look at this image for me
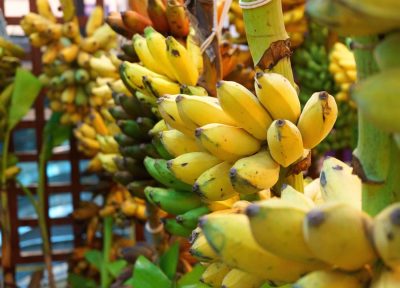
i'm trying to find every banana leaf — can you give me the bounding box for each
[159,241,180,280]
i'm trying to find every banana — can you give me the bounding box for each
[152,136,174,159]
[121,143,158,159]
[374,32,400,70]
[189,228,219,262]
[114,134,136,147]
[127,180,155,198]
[200,213,323,283]
[98,153,119,173]
[118,93,143,119]
[230,150,280,195]
[297,91,338,149]
[281,184,315,210]
[164,218,193,237]
[186,29,204,75]
[176,94,237,127]
[159,129,204,157]
[147,0,170,34]
[303,202,377,271]
[267,119,304,167]
[216,80,272,140]
[143,157,192,191]
[352,68,400,133]
[180,84,208,96]
[195,123,261,161]
[86,6,104,36]
[37,0,57,23]
[165,36,198,86]
[176,206,210,229]
[142,75,181,97]
[247,199,321,263]
[221,269,265,288]
[121,10,152,33]
[193,161,239,201]
[149,119,169,136]
[255,72,301,123]
[144,186,202,215]
[333,0,400,22]
[319,157,361,210]
[372,202,400,271]
[165,0,190,37]
[304,178,324,205]
[370,267,400,288]
[114,171,135,185]
[293,270,368,288]
[90,55,118,77]
[59,44,79,63]
[167,152,223,185]
[118,118,153,141]
[200,262,231,287]
[120,61,166,93]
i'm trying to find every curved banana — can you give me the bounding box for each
[176,206,210,229]
[201,262,231,287]
[189,228,219,262]
[159,129,204,157]
[221,269,265,288]
[143,75,181,97]
[85,6,103,36]
[293,269,368,288]
[195,123,261,161]
[217,80,273,140]
[297,91,338,149]
[186,28,204,75]
[230,150,280,195]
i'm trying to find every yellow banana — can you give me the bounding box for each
[206,195,240,212]
[195,123,261,161]
[86,6,104,36]
[304,178,324,205]
[143,74,181,97]
[216,80,273,140]
[189,227,219,262]
[176,94,237,128]
[281,184,315,210]
[255,72,301,123]
[98,153,118,173]
[61,86,76,104]
[303,202,377,271]
[97,135,119,153]
[149,119,169,136]
[370,267,400,288]
[267,119,304,167]
[297,91,338,149]
[221,269,265,288]
[165,36,199,86]
[293,269,368,288]
[36,0,57,22]
[230,150,280,195]
[186,28,204,75]
[90,110,109,135]
[77,123,97,139]
[201,262,231,287]
[193,161,239,201]
[372,203,400,271]
[89,56,118,77]
[319,157,361,210]
[159,129,204,157]
[167,151,223,185]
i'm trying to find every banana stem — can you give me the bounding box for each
[352,36,400,215]
[101,216,113,288]
[145,202,167,255]
[0,130,14,286]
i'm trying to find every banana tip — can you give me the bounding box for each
[390,208,400,226]
[216,81,223,88]
[175,94,184,102]
[255,71,264,79]
[198,216,207,228]
[195,128,203,137]
[306,209,326,227]
[318,91,328,100]
[246,204,260,217]
[229,168,237,179]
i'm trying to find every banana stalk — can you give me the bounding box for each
[352,36,400,215]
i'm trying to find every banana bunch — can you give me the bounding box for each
[106,0,190,39]
[21,1,120,125]
[293,23,357,155]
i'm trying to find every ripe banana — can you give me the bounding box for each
[216,80,272,140]
[255,72,301,123]
[165,0,190,38]
[159,129,204,157]
[189,228,219,262]
[319,157,361,210]
[221,269,265,288]
[200,262,231,287]
[293,269,368,288]
[281,184,315,210]
[372,202,400,271]
[370,267,400,288]
[303,202,377,271]
[193,161,239,201]
[86,6,103,36]
[267,119,304,167]
[230,150,280,195]
[297,91,338,149]
[186,29,204,75]
[142,74,181,97]
[167,151,222,185]
[304,178,324,205]
[195,123,261,161]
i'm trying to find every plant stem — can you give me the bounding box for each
[352,36,400,215]
[0,130,14,286]
[101,216,113,288]
[146,202,167,255]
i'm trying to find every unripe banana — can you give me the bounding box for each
[193,161,239,201]
[372,202,400,271]
[159,129,204,157]
[370,267,400,288]
[293,269,368,288]
[247,199,321,263]
[167,152,222,185]
[267,119,304,167]
[221,269,265,288]
[189,228,219,262]
[216,80,273,140]
[340,0,400,21]
[200,262,231,287]
[297,91,338,149]
[200,213,323,283]
[230,150,280,195]
[255,72,301,123]
[319,157,361,210]
[176,94,237,128]
[195,123,261,161]
[176,206,210,229]
[303,202,377,271]
[374,32,400,70]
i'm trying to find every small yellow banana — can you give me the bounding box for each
[221,269,265,288]
[159,129,204,157]
[200,262,231,287]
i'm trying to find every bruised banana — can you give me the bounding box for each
[372,202,400,271]
[221,269,265,288]
[144,186,202,215]
[200,213,323,283]
[193,161,239,201]
[217,80,273,140]
[303,202,377,271]
[319,157,361,210]
[230,150,280,195]
[189,227,219,262]
[167,151,222,185]
[293,269,368,288]
[255,71,301,123]
[200,262,231,287]
[195,123,261,161]
[297,91,338,149]
[159,129,204,157]
[267,119,304,167]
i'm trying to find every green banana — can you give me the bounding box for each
[109,106,129,120]
[152,136,174,160]
[126,180,156,198]
[163,218,193,237]
[176,206,210,229]
[113,171,135,185]
[118,118,153,140]
[114,134,137,147]
[120,143,159,159]
[374,32,400,70]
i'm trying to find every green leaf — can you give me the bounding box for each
[107,259,128,278]
[7,68,42,131]
[84,249,103,270]
[43,112,71,161]
[179,283,211,288]
[130,255,172,288]
[68,273,98,288]
[177,264,207,287]
[159,242,180,280]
